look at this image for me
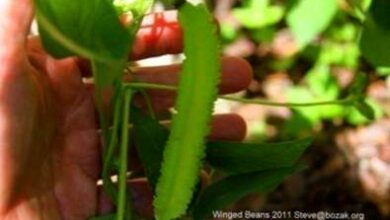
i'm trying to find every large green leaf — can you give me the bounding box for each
[192,166,304,220]
[287,0,338,48]
[206,138,312,174]
[34,0,131,87]
[360,0,390,67]
[35,0,129,60]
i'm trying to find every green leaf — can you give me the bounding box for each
[35,0,130,61]
[376,67,390,76]
[114,0,153,16]
[133,108,311,187]
[355,99,375,120]
[132,107,168,191]
[305,66,339,99]
[153,3,221,220]
[346,99,383,124]
[220,23,238,43]
[206,138,312,174]
[360,0,390,67]
[35,0,131,88]
[161,0,185,8]
[349,72,368,95]
[346,72,377,121]
[287,0,338,48]
[192,166,304,220]
[305,66,343,119]
[282,111,314,138]
[287,87,322,125]
[233,0,284,29]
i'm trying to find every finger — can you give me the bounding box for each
[27,36,49,72]
[133,56,252,94]
[130,10,220,60]
[0,0,34,59]
[130,10,182,60]
[132,56,252,112]
[85,56,252,114]
[208,114,247,142]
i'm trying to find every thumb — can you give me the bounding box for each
[0,0,34,58]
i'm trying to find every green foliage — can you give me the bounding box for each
[220,23,238,44]
[35,0,149,219]
[34,0,132,150]
[286,66,342,127]
[114,0,153,16]
[160,0,185,8]
[35,0,389,218]
[35,0,129,62]
[346,98,383,125]
[360,0,390,67]
[287,0,338,48]
[132,101,311,219]
[376,67,390,76]
[347,73,380,123]
[113,0,153,39]
[89,214,116,220]
[153,3,221,220]
[233,0,284,29]
[192,165,304,220]
[349,72,367,95]
[133,108,168,191]
[355,99,375,120]
[206,138,312,174]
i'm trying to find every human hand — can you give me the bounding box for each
[0,0,252,219]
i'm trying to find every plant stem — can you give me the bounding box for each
[128,82,177,91]
[139,89,156,119]
[220,96,355,107]
[126,82,356,108]
[117,87,133,220]
[102,88,123,202]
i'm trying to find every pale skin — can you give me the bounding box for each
[0,0,253,219]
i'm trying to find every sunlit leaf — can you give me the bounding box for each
[233,0,284,29]
[346,99,383,124]
[287,0,338,48]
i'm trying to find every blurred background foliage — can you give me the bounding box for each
[208,0,390,218]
